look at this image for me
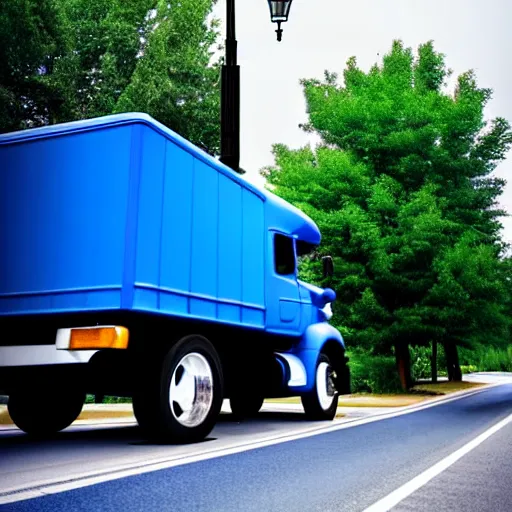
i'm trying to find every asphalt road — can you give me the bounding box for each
[1,382,511,512]
[393,414,512,512]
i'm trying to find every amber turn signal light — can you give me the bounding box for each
[68,326,129,350]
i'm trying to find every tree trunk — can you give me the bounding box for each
[395,342,412,390]
[444,343,462,382]
[431,340,438,383]
[453,345,462,381]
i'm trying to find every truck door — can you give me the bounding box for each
[265,231,301,334]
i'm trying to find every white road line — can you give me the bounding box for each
[0,383,506,505]
[363,412,512,512]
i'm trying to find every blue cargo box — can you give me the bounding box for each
[0,114,320,332]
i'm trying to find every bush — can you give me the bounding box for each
[460,344,512,372]
[348,351,403,394]
[410,343,448,381]
[476,346,512,372]
[85,395,132,404]
[460,365,478,374]
[410,346,431,381]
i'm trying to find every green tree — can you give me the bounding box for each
[425,235,511,379]
[264,40,512,388]
[0,0,66,131]
[0,0,221,153]
[115,0,222,154]
[52,0,156,120]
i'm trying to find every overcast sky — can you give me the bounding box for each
[212,0,512,243]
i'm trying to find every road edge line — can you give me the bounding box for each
[362,412,512,512]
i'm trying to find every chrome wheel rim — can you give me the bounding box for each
[169,352,213,428]
[317,361,336,411]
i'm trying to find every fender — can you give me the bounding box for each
[297,322,345,352]
[276,322,346,393]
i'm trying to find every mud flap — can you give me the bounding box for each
[337,356,351,395]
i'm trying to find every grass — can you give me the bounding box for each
[266,395,428,408]
[76,409,134,421]
[411,381,484,395]
[339,395,427,407]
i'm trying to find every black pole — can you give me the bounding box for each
[220,0,241,173]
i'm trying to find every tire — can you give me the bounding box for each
[230,394,264,418]
[8,388,85,436]
[301,353,339,421]
[133,335,223,444]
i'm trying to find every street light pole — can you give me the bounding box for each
[219,1,294,175]
[219,0,241,173]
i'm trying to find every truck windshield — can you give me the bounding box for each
[296,240,317,257]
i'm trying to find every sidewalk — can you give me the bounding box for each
[1,373,510,431]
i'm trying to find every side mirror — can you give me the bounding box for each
[322,256,334,278]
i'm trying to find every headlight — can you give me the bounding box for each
[320,302,333,321]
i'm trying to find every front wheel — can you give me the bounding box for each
[301,353,339,421]
[133,335,223,444]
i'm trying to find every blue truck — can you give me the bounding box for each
[0,113,349,443]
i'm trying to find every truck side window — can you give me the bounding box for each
[274,234,295,275]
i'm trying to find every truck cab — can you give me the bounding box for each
[264,191,334,337]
